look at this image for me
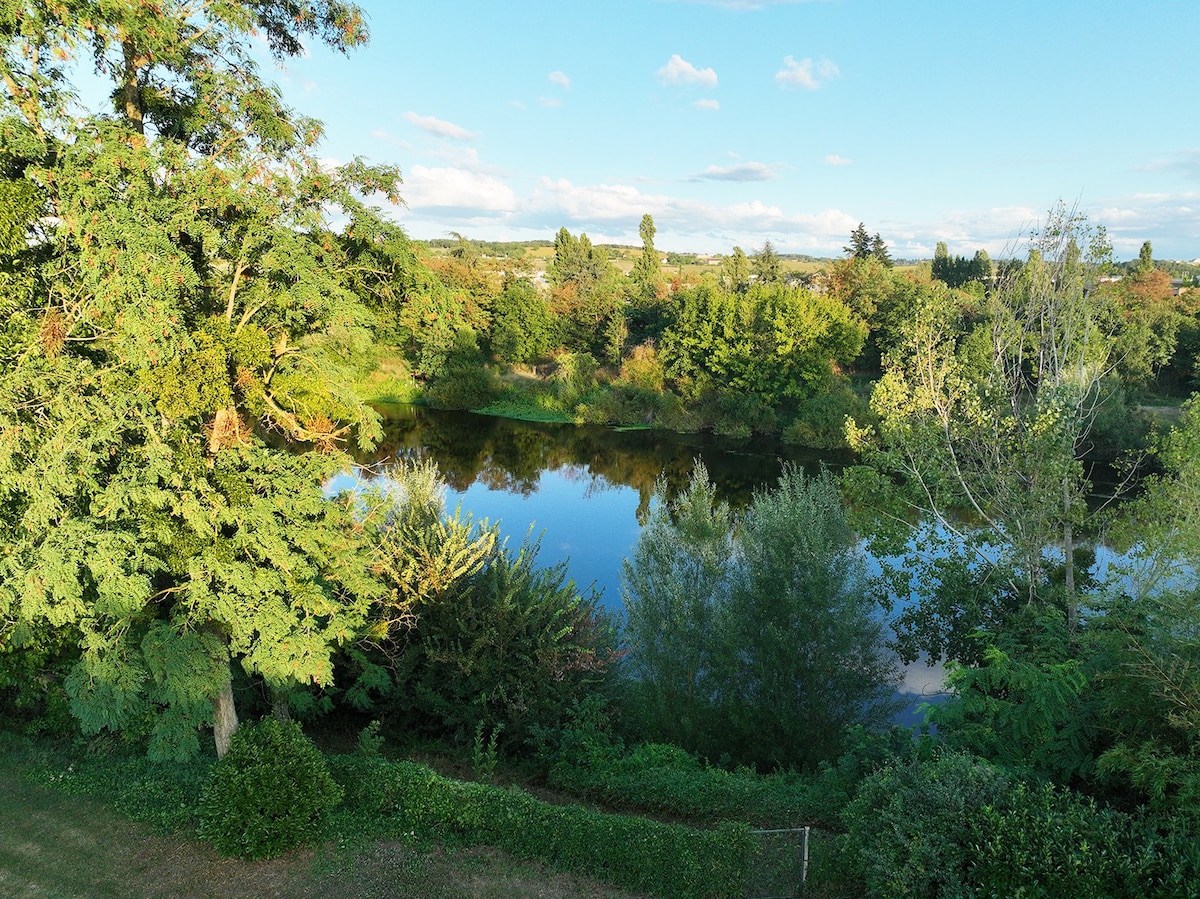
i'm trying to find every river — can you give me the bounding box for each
[340,404,946,717]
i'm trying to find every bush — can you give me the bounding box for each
[548,739,816,829]
[842,751,1011,897]
[198,718,343,859]
[783,386,871,450]
[329,753,755,898]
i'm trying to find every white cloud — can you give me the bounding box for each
[405,166,517,212]
[657,54,718,88]
[775,56,840,90]
[548,70,571,88]
[539,97,563,108]
[694,98,720,111]
[403,111,478,141]
[690,162,776,182]
[524,177,858,253]
[824,155,852,166]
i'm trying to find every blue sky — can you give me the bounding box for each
[270,0,1200,261]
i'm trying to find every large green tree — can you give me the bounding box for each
[0,0,400,757]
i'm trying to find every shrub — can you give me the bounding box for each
[389,537,618,751]
[842,751,1011,898]
[783,386,871,450]
[329,754,754,898]
[198,718,343,859]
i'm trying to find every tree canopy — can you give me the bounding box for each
[0,0,403,757]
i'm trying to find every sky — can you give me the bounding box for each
[267,0,1200,261]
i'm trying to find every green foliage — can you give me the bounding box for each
[928,623,1097,784]
[630,213,664,300]
[28,739,210,834]
[547,740,818,829]
[389,537,617,749]
[621,464,898,770]
[0,0,398,758]
[782,383,871,449]
[327,753,755,898]
[750,239,782,284]
[843,751,1013,898]
[489,278,553,365]
[198,717,342,859]
[843,751,1200,898]
[660,281,865,404]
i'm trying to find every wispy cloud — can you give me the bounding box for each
[694,99,720,111]
[548,70,571,88]
[657,54,718,88]
[690,162,775,182]
[1136,149,1200,180]
[404,112,478,141]
[825,154,852,166]
[775,56,839,90]
[538,97,563,108]
[370,128,412,151]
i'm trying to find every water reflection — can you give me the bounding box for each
[363,404,852,523]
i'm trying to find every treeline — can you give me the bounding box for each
[365,206,1200,454]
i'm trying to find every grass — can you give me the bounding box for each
[0,737,641,899]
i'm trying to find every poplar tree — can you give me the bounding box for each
[630,213,664,300]
[0,1,401,758]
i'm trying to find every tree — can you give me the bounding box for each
[630,213,664,300]
[621,464,734,752]
[0,0,399,758]
[751,239,782,284]
[846,223,873,259]
[721,245,750,293]
[1092,398,1200,807]
[660,281,865,404]
[490,278,553,365]
[849,203,1124,640]
[722,466,898,769]
[621,464,898,769]
[1138,240,1155,274]
[871,233,893,268]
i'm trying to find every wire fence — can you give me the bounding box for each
[747,826,811,899]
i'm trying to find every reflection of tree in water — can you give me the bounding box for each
[364,405,853,519]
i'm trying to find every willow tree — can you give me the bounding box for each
[0,1,402,758]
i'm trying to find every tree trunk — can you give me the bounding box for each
[121,39,145,134]
[212,664,239,759]
[1063,476,1077,634]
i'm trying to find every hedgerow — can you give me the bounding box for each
[329,753,754,898]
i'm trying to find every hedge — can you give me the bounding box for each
[330,754,755,898]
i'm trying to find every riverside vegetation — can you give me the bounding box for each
[4,2,1200,896]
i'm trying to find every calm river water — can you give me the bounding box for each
[340,404,945,713]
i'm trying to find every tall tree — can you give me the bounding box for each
[850,204,1124,637]
[0,0,400,758]
[751,239,782,284]
[721,245,750,293]
[630,213,664,300]
[845,222,873,259]
[622,465,897,769]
